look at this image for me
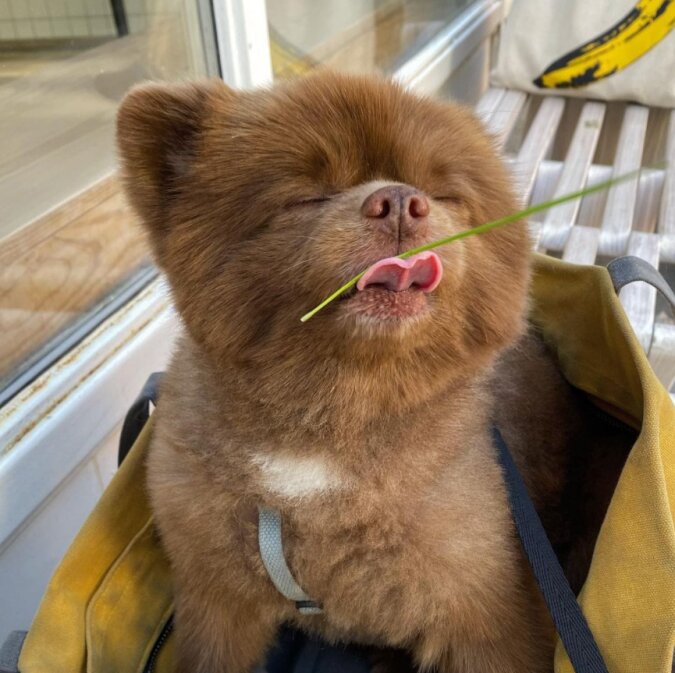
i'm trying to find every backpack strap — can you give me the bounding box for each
[492,427,609,673]
[118,372,164,466]
[607,256,675,312]
[0,631,26,673]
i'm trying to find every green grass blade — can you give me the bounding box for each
[300,167,644,322]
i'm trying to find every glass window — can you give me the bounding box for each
[0,0,481,405]
[0,0,217,403]
[267,0,474,78]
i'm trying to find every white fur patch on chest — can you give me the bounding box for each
[251,451,349,498]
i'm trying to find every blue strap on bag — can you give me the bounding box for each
[493,427,609,673]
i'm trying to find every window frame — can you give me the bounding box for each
[0,0,222,406]
[0,0,500,552]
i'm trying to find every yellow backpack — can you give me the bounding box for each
[4,255,674,673]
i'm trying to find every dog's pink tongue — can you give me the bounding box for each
[357,251,443,293]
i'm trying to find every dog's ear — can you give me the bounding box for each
[116,79,232,237]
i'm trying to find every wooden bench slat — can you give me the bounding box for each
[651,323,675,394]
[514,97,565,204]
[476,88,506,124]
[657,109,675,262]
[633,167,663,234]
[599,105,649,256]
[539,101,606,250]
[526,159,563,249]
[486,90,527,149]
[619,231,660,352]
[562,225,599,265]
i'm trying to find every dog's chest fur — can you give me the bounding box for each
[145,331,575,670]
[251,450,350,498]
[270,438,518,645]
[155,409,519,645]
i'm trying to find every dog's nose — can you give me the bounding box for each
[361,185,429,240]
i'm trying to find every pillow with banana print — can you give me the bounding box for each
[492,0,675,107]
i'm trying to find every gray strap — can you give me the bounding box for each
[607,256,675,312]
[258,506,322,615]
[0,631,26,673]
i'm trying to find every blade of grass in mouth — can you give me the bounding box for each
[300,168,646,323]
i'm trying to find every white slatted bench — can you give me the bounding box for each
[477,88,675,396]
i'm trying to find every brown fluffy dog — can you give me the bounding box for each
[116,72,620,673]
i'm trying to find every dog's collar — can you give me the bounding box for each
[258,505,323,615]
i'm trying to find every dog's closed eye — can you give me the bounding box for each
[287,195,336,208]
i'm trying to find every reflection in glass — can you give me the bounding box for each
[267,0,473,78]
[0,0,215,401]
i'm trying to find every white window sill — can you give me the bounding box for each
[0,280,177,551]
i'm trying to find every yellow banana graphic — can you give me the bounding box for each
[534,0,675,89]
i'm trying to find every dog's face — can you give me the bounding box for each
[117,73,529,404]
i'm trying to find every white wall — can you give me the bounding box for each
[0,425,119,637]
